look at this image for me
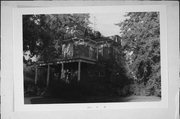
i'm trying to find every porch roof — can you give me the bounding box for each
[37,57,96,67]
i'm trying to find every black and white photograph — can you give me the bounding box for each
[23,11,161,104]
[2,1,179,119]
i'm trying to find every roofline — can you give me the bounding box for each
[37,57,96,66]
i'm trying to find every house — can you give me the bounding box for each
[34,36,121,89]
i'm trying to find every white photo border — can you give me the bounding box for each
[13,5,168,111]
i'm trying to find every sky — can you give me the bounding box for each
[89,12,127,37]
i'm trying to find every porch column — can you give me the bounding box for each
[35,66,38,85]
[78,61,81,81]
[61,63,64,72]
[47,64,50,86]
[96,48,98,60]
[61,63,64,79]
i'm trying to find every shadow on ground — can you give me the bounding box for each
[24,95,161,104]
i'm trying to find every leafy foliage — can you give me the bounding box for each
[116,12,161,96]
[23,14,92,62]
[23,12,161,98]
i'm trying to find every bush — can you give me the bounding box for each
[24,78,37,97]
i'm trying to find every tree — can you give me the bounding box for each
[116,12,161,96]
[23,14,91,63]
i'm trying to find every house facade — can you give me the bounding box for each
[34,36,121,93]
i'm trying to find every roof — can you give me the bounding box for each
[62,37,97,45]
[37,57,96,67]
[62,37,119,46]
